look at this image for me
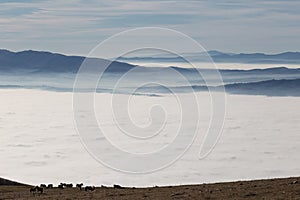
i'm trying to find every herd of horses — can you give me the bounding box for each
[29,183,96,194]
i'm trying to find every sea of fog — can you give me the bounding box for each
[0,64,300,96]
[0,89,299,186]
[0,62,299,186]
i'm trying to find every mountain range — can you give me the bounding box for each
[0,49,300,74]
[0,49,299,97]
[0,49,135,73]
[118,50,300,64]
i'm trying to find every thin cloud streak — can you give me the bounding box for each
[0,0,299,54]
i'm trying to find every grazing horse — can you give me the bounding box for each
[36,187,43,193]
[29,187,37,193]
[85,186,95,191]
[76,183,83,190]
[114,184,124,189]
[47,184,53,189]
[66,183,73,188]
[30,186,43,194]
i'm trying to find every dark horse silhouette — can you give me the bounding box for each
[76,183,83,190]
[114,184,124,189]
[36,187,43,193]
[29,186,43,194]
[66,183,73,188]
[58,183,64,189]
[85,186,95,191]
[29,187,36,193]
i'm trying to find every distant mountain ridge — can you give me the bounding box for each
[212,51,300,64]
[1,49,300,74]
[223,78,300,96]
[170,66,300,74]
[1,78,299,97]
[0,49,135,73]
[118,50,300,64]
[0,49,299,97]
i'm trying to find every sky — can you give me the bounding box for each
[0,0,299,56]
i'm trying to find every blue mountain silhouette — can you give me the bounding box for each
[0,49,135,73]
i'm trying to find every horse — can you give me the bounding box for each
[85,186,95,191]
[29,187,37,193]
[66,183,73,188]
[114,184,124,189]
[58,184,64,189]
[30,186,43,194]
[76,183,83,190]
[36,187,43,193]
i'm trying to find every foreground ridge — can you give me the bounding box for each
[0,177,29,186]
[0,176,299,199]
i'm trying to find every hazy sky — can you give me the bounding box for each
[0,0,299,55]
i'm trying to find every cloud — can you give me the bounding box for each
[0,0,299,54]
